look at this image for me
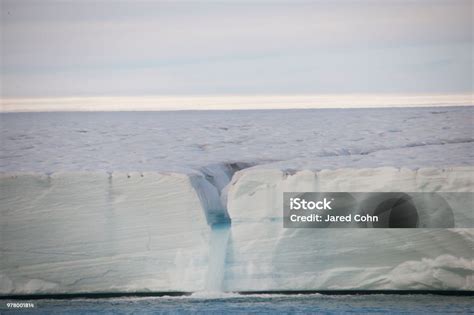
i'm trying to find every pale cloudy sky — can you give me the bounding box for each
[1,0,472,100]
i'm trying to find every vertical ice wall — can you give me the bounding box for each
[0,163,250,295]
[223,167,474,291]
[1,166,473,294]
[0,172,212,294]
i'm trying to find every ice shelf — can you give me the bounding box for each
[1,108,473,294]
[1,166,473,294]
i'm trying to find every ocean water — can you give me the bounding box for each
[1,293,473,314]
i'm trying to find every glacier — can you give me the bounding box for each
[0,108,473,295]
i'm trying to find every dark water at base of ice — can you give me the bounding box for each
[1,293,473,314]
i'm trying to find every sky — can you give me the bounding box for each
[0,0,473,109]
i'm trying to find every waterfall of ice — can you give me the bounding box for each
[205,222,231,292]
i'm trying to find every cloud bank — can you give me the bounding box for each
[1,0,472,107]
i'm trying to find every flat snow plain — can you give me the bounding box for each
[1,107,473,172]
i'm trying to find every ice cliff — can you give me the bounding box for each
[223,167,473,291]
[1,166,472,294]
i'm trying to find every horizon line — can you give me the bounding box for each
[1,94,472,112]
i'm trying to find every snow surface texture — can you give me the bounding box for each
[1,108,473,172]
[1,108,473,294]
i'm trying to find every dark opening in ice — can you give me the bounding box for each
[373,195,419,228]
